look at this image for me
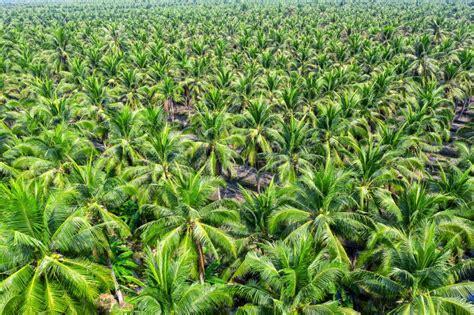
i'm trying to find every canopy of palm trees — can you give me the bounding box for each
[0,1,472,314]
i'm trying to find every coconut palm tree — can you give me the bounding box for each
[370,181,473,261]
[267,116,316,184]
[67,158,129,237]
[66,158,131,305]
[430,164,473,209]
[5,124,94,189]
[139,168,238,283]
[122,124,186,201]
[269,156,367,264]
[187,108,243,188]
[134,240,232,314]
[375,182,450,236]
[30,94,80,126]
[352,224,474,314]
[279,86,303,118]
[230,236,353,314]
[135,106,167,136]
[160,76,183,120]
[101,106,144,174]
[240,179,297,244]
[237,99,277,191]
[0,179,112,314]
[345,135,420,212]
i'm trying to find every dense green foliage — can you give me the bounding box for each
[0,1,473,314]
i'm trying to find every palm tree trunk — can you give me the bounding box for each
[108,258,125,307]
[216,157,222,200]
[196,240,205,284]
[256,160,261,193]
[256,173,261,193]
[169,98,175,121]
[455,99,467,120]
[104,231,124,308]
